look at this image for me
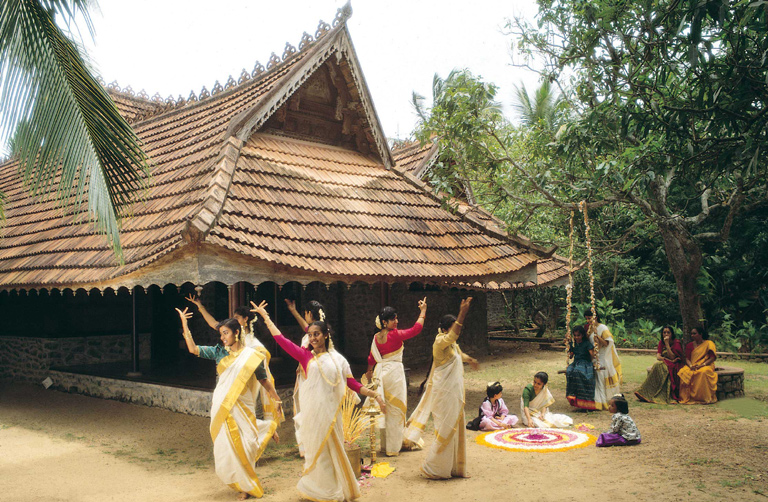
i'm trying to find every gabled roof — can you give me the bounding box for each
[0,5,543,291]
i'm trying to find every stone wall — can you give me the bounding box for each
[49,369,296,417]
[0,333,151,383]
[715,366,745,401]
[487,291,510,329]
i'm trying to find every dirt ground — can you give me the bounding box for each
[1,342,766,502]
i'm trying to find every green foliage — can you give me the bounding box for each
[0,0,151,258]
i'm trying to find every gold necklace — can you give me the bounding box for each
[312,351,342,387]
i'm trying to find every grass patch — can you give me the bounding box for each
[717,397,768,419]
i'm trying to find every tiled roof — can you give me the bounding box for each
[208,133,539,281]
[0,15,541,291]
[393,138,575,289]
[392,139,438,178]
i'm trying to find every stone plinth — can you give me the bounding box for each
[715,366,745,401]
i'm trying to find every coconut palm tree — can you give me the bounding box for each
[0,0,150,259]
[512,80,565,132]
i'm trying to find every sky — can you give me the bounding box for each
[78,0,544,140]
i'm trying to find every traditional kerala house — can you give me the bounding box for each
[391,139,572,332]
[0,5,566,411]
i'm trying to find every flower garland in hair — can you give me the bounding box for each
[318,309,326,322]
[375,316,382,330]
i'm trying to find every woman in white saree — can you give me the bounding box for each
[363,298,427,456]
[521,372,573,428]
[177,310,282,500]
[404,298,478,479]
[251,301,385,502]
[585,311,623,411]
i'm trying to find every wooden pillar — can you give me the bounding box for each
[127,286,141,377]
[228,284,236,317]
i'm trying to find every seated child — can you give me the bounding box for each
[596,394,641,447]
[521,371,573,428]
[479,381,519,430]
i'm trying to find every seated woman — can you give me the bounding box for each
[634,326,685,403]
[677,326,718,404]
[479,381,518,430]
[521,372,572,428]
[565,325,596,409]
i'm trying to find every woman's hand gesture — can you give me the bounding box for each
[250,300,269,318]
[417,296,427,314]
[284,298,297,312]
[459,297,473,314]
[185,294,202,308]
[175,307,193,324]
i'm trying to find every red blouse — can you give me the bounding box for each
[367,322,423,366]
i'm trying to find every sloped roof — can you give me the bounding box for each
[0,8,542,291]
[392,138,439,179]
[393,139,574,289]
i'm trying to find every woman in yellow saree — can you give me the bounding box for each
[677,326,718,404]
[177,309,282,500]
[404,297,478,479]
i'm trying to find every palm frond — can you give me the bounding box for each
[0,0,151,260]
[341,389,370,444]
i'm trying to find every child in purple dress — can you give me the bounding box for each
[479,382,519,430]
[597,394,641,447]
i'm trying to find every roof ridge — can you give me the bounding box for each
[102,4,353,125]
[183,136,243,243]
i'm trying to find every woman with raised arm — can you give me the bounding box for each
[404,297,478,480]
[363,298,427,456]
[176,308,281,500]
[186,294,258,346]
[284,298,326,458]
[251,300,384,502]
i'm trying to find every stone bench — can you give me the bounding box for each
[645,365,745,400]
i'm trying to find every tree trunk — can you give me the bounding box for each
[657,218,704,340]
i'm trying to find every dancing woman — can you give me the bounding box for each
[177,308,281,500]
[250,301,385,502]
[284,298,326,457]
[404,297,478,479]
[363,298,427,456]
[186,294,259,347]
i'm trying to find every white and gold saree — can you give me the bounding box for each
[404,339,466,479]
[295,350,361,502]
[366,339,407,456]
[210,345,279,498]
[520,385,573,428]
[590,324,622,410]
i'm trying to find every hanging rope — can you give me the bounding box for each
[565,210,575,365]
[578,200,600,370]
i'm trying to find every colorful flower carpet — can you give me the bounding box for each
[476,428,596,452]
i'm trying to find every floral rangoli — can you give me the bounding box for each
[476,428,596,453]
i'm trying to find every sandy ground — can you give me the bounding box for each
[1,344,767,502]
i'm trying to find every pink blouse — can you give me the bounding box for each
[274,334,362,392]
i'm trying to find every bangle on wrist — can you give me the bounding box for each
[455,321,463,327]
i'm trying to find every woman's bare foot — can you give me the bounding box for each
[273,430,280,444]
[237,492,250,500]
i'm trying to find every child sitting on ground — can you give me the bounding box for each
[596,394,641,447]
[479,381,519,430]
[521,371,573,428]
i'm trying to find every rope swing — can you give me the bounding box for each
[564,201,600,371]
